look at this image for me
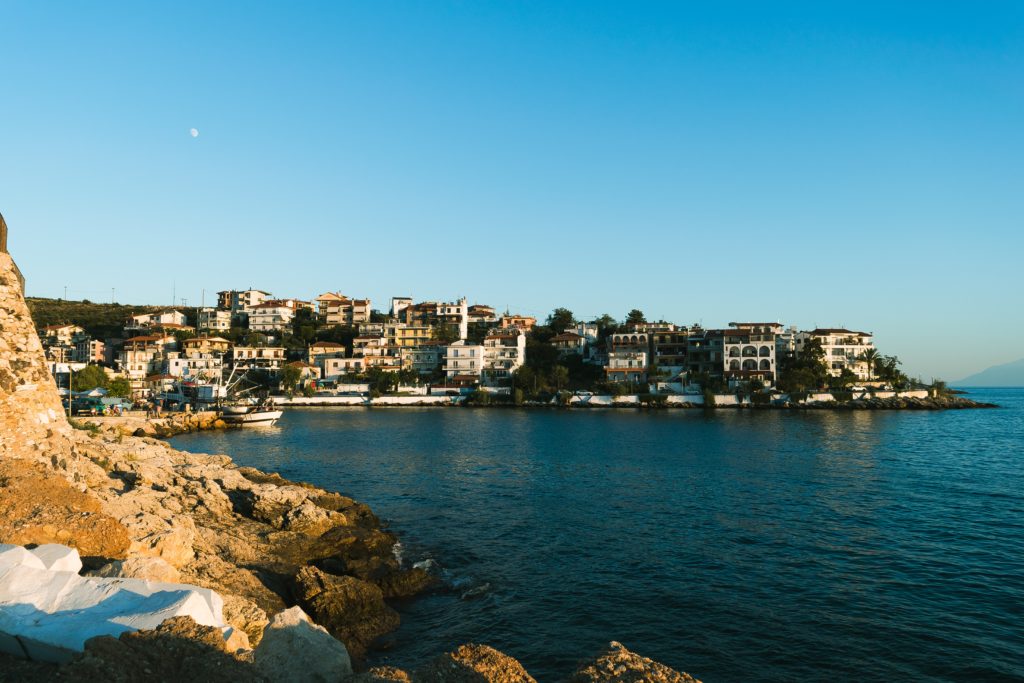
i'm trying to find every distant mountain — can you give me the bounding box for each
[954,358,1024,387]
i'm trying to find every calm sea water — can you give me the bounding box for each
[172,388,1024,682]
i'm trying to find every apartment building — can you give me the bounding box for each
[605,350,648,383]
[722,323,781,386]
[400,345,444,375]
[796,328,875,379]
[483,330,526,381]
[198,307,232,332]
[443,341,485,379]
[231,346,286,372]
[316,292,371,326]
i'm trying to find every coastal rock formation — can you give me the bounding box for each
[567,642,701,683]
[253,606,353,682]
[291,566,400,661]
[0,244,701,681]
[414,644,537,682]
[0,543,237,664]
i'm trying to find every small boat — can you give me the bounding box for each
[220,402,283,426]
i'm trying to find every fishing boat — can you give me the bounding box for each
[220,401,283,426]
[218,366,284,426]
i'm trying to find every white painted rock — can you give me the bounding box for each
[0,545,46,571]
[0,544,232,664]
[253,606,352,682]
[29,544,82,573]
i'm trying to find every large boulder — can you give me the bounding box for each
[252,606,351,682]
[69,616,261,682]
[290,566,399,660]
[414,644,537,683]
[567,641,701,683]
[0,459,131,561]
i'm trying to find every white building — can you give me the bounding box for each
[322,356,366,378]
[166,353,224,382]
[248,300,300,332]
[439,298,469,340]
[796,328,875,380]
[316,292,371,326]
[231,346,286,372]
[569,322,599,344]
[483,330,527,382]
[722,324,781,386]
[443,341,485,379]
[218,289,272,314]
[606,350,648,383]
[198,308,232,332]
[390,297,413,319]
[400,345,444,375]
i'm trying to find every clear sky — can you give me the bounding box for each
[2,1,1021,380]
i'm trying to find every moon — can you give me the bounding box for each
[189,128,199,138]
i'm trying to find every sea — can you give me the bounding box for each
[171,388,1024,682]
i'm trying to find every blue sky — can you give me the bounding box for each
[2,1,1021,380]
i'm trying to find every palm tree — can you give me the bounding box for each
[859,348,880,381]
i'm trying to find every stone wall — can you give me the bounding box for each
[0,252,71,458]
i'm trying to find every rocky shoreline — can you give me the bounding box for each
[75,411,234,438]
[2,250,703,680]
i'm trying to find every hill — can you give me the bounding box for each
[25,297,172,339]
[954,358,1024,387]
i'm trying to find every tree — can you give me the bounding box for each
[552,365,569,391]
[280,365,303,395]
[291,308,318,344]
[625,309,646,327]
[590,314,618,343]
[859,348,880,381]
[72,365,108,391]
[431,325,460,344]
[108,377,132,398]
[777,339,829,392]
[546,308,575,333]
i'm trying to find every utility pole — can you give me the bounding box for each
[64,285,68,300]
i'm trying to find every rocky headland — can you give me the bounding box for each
[0,254,701,680]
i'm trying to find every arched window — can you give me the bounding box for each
[729,359,740,370]
[729,347,741,357]
[742,359,757,371]
[760,359,771,370]
[759,346,771,357]
[742,345,757,357]
[631,335,639,344]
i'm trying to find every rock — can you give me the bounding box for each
[28,544,83,572]
[69,616,262,682]
[375,567,438,599]
[350,666,413,682]
[414,643,536,682]
[222,594,269,648]
[290,566,399,660]
[0,543,47,571]
[0,459,131,561]
[567,641,701,683]
[253,606,352,682]
[0,544,233,664]
[89,557,181,583]
[281,499,340,536]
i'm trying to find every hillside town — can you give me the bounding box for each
[37,287,912,409]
